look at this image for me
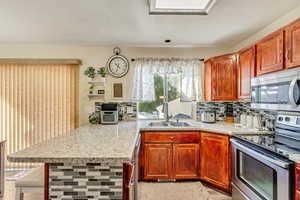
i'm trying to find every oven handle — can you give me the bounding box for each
[289,77,300,106]
[231,140,291,169]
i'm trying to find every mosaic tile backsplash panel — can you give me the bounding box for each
[48,163,123,200]
[95,102,137,121]
[197,101,277,123]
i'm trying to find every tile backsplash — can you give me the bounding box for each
[196,101,277,126]
[95,102,137,121]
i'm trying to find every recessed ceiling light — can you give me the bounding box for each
[149,0,216,15]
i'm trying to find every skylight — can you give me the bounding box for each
[149,0,216,15]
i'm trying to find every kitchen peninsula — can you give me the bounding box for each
[8,121,272,200]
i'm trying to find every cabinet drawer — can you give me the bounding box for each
[144,132,200,143]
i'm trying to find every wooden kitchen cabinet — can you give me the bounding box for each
[204,54,237,101]
[204,60,213,101]
[285,19,300,69]
[295,164,300,200]
[141,132,200,180]
[256,30,284,75]
[200,132,230,191]
[173,144,200,179]
[237,46,256,100]
[144,143,173,180]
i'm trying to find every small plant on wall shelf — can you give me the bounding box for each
[97,67,107,78]
[84,66,96,79]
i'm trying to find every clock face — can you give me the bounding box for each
[107,55,129,78]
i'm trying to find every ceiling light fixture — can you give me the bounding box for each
[148,0,216,15]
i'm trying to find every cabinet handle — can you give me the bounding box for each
[169,136,175,140]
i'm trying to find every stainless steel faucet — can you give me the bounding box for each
[162,74,171,122]
[162,102,171,122]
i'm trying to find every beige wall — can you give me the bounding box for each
[232,5,300,51]
[0,44,229,124]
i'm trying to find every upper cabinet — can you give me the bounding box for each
[237,46,256,100]
[204,60,212,101]
[285,19,300,69]
[204,54,237,101]
[203,18,300,102]
[256,30,284,75]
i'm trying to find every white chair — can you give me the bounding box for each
[15,167,44,200]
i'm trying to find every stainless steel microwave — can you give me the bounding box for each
[251,67,300,111]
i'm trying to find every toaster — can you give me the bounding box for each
[200,109,216,123]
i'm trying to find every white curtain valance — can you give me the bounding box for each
[132,58,203,102]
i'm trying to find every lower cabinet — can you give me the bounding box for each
[141,132,200,180]
[173,144,200,179]
[144,143,173,179]
[140,131,230,192]
[200,132,230,191]
[295,164,300,200]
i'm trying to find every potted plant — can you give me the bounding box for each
[97,67,107,82]
[84,66,96,79]
[89,112,99,124]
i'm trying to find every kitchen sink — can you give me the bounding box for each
[169,121,191,127]
[147,121,191,127]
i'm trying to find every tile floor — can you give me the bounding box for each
[3,170,232,200]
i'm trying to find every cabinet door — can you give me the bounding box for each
[200,132,230,191]
[144,143,172,180]
[238,46,256,100]
[204,60,213,101]
[295,165,300,200]
[213,55,237,101]
[285,19,300,69]
[173,144,200,179]
[256,30,284,75]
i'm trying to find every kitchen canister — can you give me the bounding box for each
[246,114,254,128]
[240,113,247,127]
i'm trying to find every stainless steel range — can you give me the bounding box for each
[231,114,300,200]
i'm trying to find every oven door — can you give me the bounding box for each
[231,139,293,200]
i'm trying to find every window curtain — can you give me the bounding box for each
[132,58,203,102]
[0,63,79,168]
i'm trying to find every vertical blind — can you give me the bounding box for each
[0,63,79,168]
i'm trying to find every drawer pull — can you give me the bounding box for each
[169,136,175,140]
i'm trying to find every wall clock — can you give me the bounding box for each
[106,47,129,78]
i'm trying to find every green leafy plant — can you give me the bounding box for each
[84,66,96,79]
[97,67,107,78]
[89,112,99,124]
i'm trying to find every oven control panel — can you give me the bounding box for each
[277,114,300,128]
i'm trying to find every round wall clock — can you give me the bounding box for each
[106,47,129,78]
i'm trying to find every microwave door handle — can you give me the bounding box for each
[289,77,299,106]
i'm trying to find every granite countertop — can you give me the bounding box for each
[8,122,140,164]
[8,120,272,164]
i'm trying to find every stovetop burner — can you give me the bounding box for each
[236,134,300,159]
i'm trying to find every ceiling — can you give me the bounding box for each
[0,0,299,47]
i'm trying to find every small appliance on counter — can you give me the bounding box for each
[200,109,216,123]
[100,103,119,124]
